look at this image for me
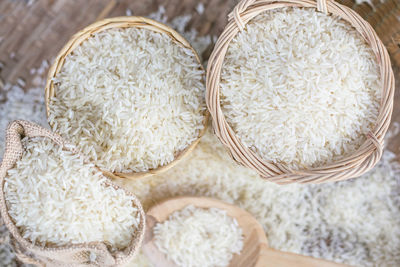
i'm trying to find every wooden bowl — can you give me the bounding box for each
[142,196,348,267]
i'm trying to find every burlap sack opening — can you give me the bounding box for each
[0,120,146,267]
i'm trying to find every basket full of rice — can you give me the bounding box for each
[206,0,395,184]
[0,120,145,266]
[45,16,208,180]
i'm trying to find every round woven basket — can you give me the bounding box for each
[206,0,395,184]
[45,16,209,180]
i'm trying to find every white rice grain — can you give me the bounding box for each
[48,27,206,173]
[122,127,400,267]
[220,7,381,169]
[153,205,243,267]
[4,137,141,249]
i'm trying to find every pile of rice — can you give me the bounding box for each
[119,126,400,267]
[1,7,399,267]
[48,26,206,173]
[153,205,243,267]
[219,7,381,169]
[4,137,141,249]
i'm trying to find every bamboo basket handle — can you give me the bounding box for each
[231,0,256,30]
[317,0,329,14]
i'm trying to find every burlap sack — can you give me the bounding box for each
[0,120,146,267]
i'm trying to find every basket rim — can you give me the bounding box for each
[45,16,209,180]
[205,0,395,184]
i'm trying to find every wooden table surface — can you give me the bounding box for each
[0,0,399,155]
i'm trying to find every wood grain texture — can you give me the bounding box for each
[143,196,348,267]
[0,0,398,265]
[0,0,398,150]
[0,2,398,149]
[0,0,233,88]
[335,0,400,66]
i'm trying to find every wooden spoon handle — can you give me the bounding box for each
[257,245,350,267]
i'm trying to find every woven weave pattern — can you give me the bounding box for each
[44,16,209,181]
[206,0,395,184]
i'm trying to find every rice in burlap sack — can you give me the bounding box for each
[0,120,146,267]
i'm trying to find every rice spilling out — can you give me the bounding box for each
[219,7,381,169]
[48,26,206,173]
[1,6,398,267]
[153,205,243,267]
[120,127,400,267]
[4,137,141,249]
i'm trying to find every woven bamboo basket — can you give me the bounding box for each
[45,16,209,180]
[206,0,395,184]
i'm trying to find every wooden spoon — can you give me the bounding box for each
[142,196,349,267]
